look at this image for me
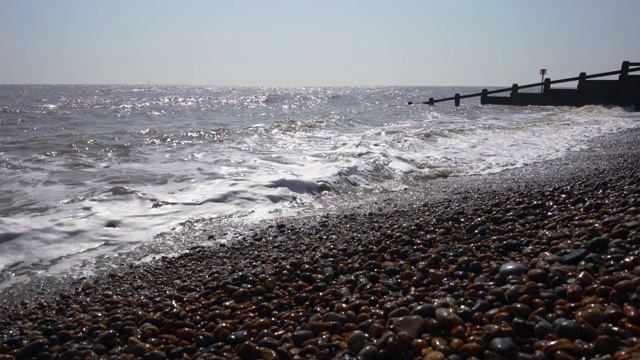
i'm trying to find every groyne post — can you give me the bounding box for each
[454,94,460,107]
[578,72,587,91]
[511,84,518,96]
[620,61,630,80]
[544,78,551,93]
[481,89,488,104]
[429,98,434,105]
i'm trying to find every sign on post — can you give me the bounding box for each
[540,69,547,93]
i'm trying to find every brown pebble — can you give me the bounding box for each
[450,325,466,340]
[620,319,640,336]
[595,285,614,299]
[237,341,260,359]
[394,315,424,340]
[334,303,348,313]
[576,271,595,286]
[431,337,448,350]
[594,335,617,355]
[261,348,279,360]
[566,284,583,302]
[97,329,117,342]
[578,319,598,342]
[614,279,636,294]
[369,323,385,338]
[543,338,576,358]
[411,338,428,353]
[177,328,197,341]
[388,307,411,318]
[459,342,484,358]
[623,304,640,325]
[396,331,412,351]
[576,306,604,327]
[305,321,330,335]
[492,312,513,325]
[527,268,547,283]
[449,337,464,351]
[423,350,446,360]
[604,307,623,324]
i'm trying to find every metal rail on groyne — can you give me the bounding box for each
[408,61,640,108]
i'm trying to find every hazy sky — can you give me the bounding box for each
[1,1,639,86]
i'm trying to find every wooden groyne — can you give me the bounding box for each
[409,61,640,110]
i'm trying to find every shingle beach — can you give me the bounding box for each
[2,128,640,360]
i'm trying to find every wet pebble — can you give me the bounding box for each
[347,330,366,354]
[499,262,528,279]
[435,308,464,330]
[489,337,517,357]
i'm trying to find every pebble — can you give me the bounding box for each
[435,308,464,330]
[543,338,577,358]
[489,337,517,357]
[499,262,528,279]
[587,237,610,251]
[292,330,314,348]
[15,339,48,360]
[393,315,424,339]
[347,330,366,354]
[358,344,378,358]
[563,248,590,265]
[555,319,579,340]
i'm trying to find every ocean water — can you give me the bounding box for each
[1,85,638,294]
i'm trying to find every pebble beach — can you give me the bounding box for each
[1,128,640,360]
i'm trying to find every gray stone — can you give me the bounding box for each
[323,312,348,326]
[489,337,517,356]
[499,262,528,278]
[292,330,315,347]
[563,248,589,265]
[586,237,610,251]
[435,307,463,330]
[347,330,367,354]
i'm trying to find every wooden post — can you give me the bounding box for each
[511,84,518,96]
[544,78,551,93]
[428,98,434,105]
[620,61,630,80]
[454,94,460,107]
[481,89,488,105]
[578,72,587,91]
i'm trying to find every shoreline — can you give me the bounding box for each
[1,128,639,359]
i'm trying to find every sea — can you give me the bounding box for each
[1,85,638,297]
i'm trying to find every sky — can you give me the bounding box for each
[1,1,639,86]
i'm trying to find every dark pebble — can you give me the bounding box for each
[292,330,315,347]
[587,237,610,251]
[499,262,528,279]
[410,304,436,317]
[15,339,49,360]
[489,337,517,357]
[555,319,578,340]
[143,350,167,360]
[563,248,589,265]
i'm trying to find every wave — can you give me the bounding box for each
[1,107,27,114]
